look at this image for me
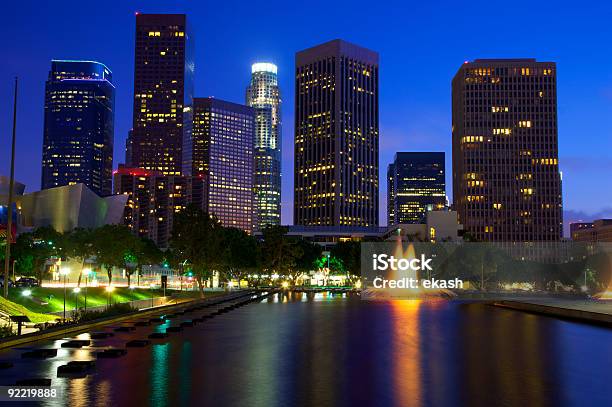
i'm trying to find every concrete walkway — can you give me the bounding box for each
[493,298,612,326]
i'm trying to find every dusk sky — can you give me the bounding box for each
[1,1,611,233]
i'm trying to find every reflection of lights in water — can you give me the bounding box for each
[150,344,171,405]
[391,300,422,405]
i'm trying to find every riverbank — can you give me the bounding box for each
[0,290,230,350]
[492,299,612,327]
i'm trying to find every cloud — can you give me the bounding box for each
[560,156,612,173]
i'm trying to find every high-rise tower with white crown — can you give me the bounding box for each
[246,62,282,229]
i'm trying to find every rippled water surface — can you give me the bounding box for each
[1,292,611,406]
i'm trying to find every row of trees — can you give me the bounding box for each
[1,206,363,295]
[170,206,362,296]
[2,225,162,287]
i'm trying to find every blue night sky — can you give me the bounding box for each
[1,1,611,233]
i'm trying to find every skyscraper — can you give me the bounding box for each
[41,60,114,196]
[452,59,562,241]
[184,97,255,233]
[294,39,379,226]
[127,13,194,175]
[246,63,282,229]
[387,152,446,225]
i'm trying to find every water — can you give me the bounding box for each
[0,292,611,406]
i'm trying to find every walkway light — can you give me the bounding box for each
[73,287,81,293]
[22,289,31,297]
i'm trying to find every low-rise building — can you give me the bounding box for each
[17,183,126,233]
[382,210,463,242]
[571,219,612,242]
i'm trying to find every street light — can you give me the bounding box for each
[73,287,81,310]
[60,267,69,320]
[105,285,114,307]
[82,268,92,312]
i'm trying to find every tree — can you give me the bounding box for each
[260,226,318,286]
[91,225,133,286]
[293,239,322,285]
[331,241,362,284]
[124,237,162,287]
[63,228,96,286]
[220,227,259,287]
[171,206,224,297]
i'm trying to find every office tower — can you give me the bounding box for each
[127,13,194,175]
[387,152,446,225]
[113,166,205,248]
[246,63,282,229]
[452,59,562,241]
[294,39,379,226]
[184,97,255,233]
[41,60,114,196]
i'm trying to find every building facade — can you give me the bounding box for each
[246,63,282,229]
[571,219,612,242]
[19,183,126,233]
[113,167,205,248]
[294,39,379,227]
[452,59,562,241]
[184,98,255,233]
[387,152,446,225]
[126,13,194,175]
[41,60,114,196]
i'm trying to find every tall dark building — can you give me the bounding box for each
[127,13,194,175]
[184,97,255,233]
[41,60,114,196]
[387,152,446,225]
[294,39,379,226]
[452,59,562,241]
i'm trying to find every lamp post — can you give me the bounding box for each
[60,268,69,319]
[3,78,18,299]
[106,285,114,308]
[82,268,91,312]
[73,287,80,310]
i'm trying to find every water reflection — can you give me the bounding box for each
[2,294,611,406]
[150,343,170,407]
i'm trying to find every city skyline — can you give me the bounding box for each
[1,2,611,233]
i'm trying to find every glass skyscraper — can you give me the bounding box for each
[387,152,446,225]
[127,13,194,176]
[246,63,282,229]
[184,97,255,233]
[41,60,115,196]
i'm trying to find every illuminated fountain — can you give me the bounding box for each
[364,238,456,300]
